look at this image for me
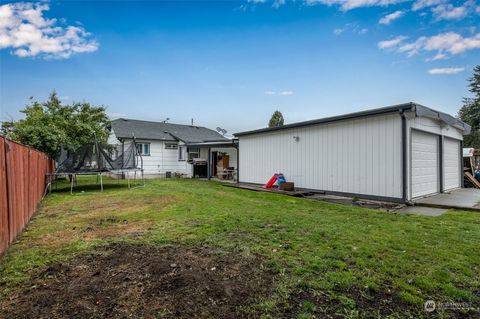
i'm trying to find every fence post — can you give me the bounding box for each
[0,138,9,255]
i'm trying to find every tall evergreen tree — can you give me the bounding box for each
[268,110,284,128]
[458,65,480,148]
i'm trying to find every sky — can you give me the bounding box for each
[0,0,479,135]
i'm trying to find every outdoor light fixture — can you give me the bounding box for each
[293,136,300,142]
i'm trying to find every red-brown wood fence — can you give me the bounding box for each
[0,136,55,256]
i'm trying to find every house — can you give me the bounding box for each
[234,103,471,202]
[109,118,238,179]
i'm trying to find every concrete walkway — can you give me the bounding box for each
[394,206,448,216]
[414,188,480,211]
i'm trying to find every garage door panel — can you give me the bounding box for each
[443,138,460,191]
[412,131,439,198]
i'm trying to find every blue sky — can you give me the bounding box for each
[1,0,479,134]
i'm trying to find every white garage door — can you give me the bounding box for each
[443,138,461,191]
[411,130,439,198]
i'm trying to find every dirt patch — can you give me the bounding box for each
[0,243,274,319]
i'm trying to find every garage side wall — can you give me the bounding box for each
[239,113,403,199]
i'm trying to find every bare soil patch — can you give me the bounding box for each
[0,243,274,319]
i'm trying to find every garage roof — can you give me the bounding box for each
[234,102,471,137]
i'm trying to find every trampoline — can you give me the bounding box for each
[47,137,144,194]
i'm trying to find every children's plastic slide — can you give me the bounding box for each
[263,173,285,189]
[263,174,278,188]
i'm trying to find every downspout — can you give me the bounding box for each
[121,139,125,169]
[207,147,211,180]
[400,110,410,204]
[439,135,444,193]
[235,140,239,183]
[132,134,136,169]
[460,140,464,188]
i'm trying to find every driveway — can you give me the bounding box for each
[414,188,480,211]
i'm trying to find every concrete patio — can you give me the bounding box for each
[414,188,480,211]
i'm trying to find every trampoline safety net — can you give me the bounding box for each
[56,139,141,174]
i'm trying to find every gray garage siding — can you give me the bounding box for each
[239,113,403,199]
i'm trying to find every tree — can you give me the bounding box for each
[268,110,284,128]
[1,91,110,158]
[458,65,480,148]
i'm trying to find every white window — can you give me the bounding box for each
[178,146,185,161]
[188,147,200,161]
[165,143,178,149]
[136,143,150,156]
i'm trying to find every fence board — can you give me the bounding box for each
[0,137,54,256]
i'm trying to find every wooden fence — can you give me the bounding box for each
[0,136,55,256]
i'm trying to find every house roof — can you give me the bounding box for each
[234,102,471,137]
[111,118,229,143]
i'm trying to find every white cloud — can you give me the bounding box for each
[379,10,405,25]
[431,3,468,20]
[272,0,286,8]
[412,0,446,11]
[245,0,286,9]
[377,35,407,49]
[424,32,480,54]
[306,0,407,11]
[427,52,447,61]
[247,0,480,19]
[264,91,293,95]
[379,32,480,59]
[412,0,477,21]
[428,67,465,74]
[333,23,368,36]
[0,2,98,59]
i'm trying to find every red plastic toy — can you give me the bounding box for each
[263,173,285,188]
[263,174,278,188]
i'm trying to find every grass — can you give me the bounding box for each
[1,177,479,318]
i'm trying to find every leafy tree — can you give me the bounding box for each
[268,110,284,128]
[1,91,110,158]
[458,65,480,148]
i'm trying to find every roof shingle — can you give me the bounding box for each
[111,118,229,143]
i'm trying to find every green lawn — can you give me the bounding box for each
[1,177,479,318]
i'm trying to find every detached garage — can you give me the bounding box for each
[234,103,471,202]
